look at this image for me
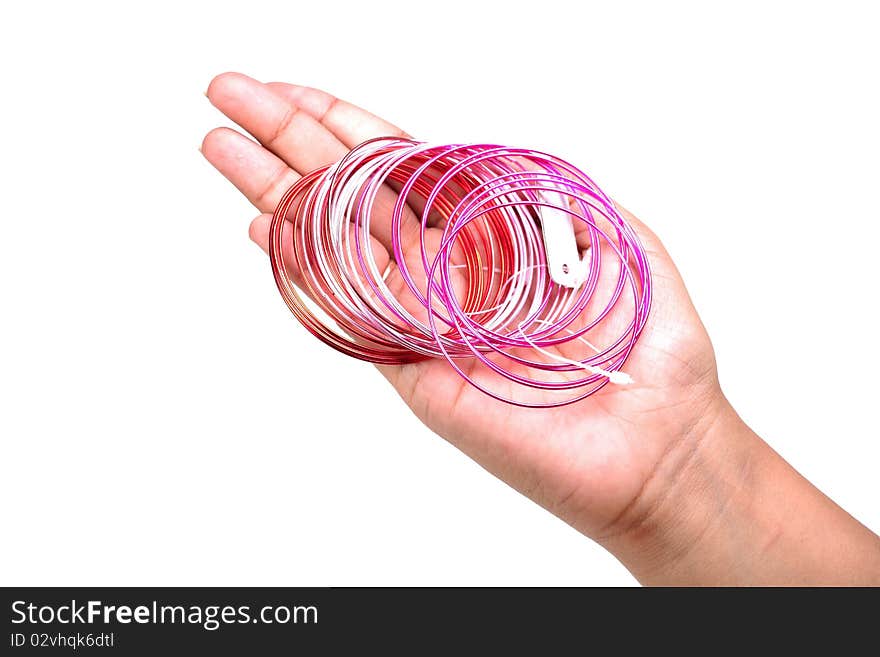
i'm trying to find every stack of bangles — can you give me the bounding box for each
[269,137,652,408]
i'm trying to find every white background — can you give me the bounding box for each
[1,1,877,586]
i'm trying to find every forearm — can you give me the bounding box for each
[600,399,880,585]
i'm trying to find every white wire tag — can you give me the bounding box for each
[539,191,590,288]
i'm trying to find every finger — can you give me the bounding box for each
[612,202,675,265]
[248,214,305,290]
[201,127,300,213]
[247,213,273,254]
[249,213,393,306]
[251,212,465,332]
[265,82,409,147]
[249,212,388,267]
[265,81,446,223]
[207,72,422,254]
[207,72,348,174]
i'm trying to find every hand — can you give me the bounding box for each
[202,73,880,584]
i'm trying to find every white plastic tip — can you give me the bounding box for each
[607,371,633,385]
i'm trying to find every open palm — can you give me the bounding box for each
[202,72,725,545]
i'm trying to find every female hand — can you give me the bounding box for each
[202,72,880,585]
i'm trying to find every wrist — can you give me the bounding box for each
[598,394,880,585]
[596,394,768,584]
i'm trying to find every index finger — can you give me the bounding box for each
[265,82,410,148]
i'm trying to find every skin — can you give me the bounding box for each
[202,72,880,585]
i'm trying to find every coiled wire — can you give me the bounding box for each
[269,138,652,407]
